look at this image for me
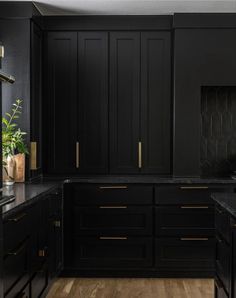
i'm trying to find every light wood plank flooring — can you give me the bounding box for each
[46,278,214,298]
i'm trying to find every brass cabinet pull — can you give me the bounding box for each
[99,186,128,189]
[180,206,209,209]
[38,249,45,257]
[8,242,26,256]
[0,45,4,58]
[30,142,37,170]
[54,220,61,227]
[180,237,209,241]
[76,142,80,168]
[180,186,209,190]
[8,213,27,222]
[99,206,127,209]
[99,237,127,240]
[138,141,142,168]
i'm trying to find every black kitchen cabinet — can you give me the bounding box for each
[110,31,171,174]
[2,187,62,298]
[77,32,109,174]
[44,32,77,174]
[30,22,43,178]
[140,32,171,174]
[109,32,140,173]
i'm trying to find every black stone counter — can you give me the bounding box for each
[61,176,236,184]
[212,193,236,218]
[1,182,61,217]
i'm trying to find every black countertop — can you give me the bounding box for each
[1,182,61,217]
[212,193,236,218]
[60,176,236,184]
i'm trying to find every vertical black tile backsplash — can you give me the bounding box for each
[201,86,236,176]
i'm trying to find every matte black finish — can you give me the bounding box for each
[110,32,140,173]
[174,29,236,177]
[77,32,108,174]
[44,32,77,174]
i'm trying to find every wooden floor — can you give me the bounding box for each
[46,278,214,298]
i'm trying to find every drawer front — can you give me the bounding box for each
[156,206,214,236]
[215,205,230,244]
[4,238,29,296]
[155,185,233,205]
[72,184,153,205]
[73,206,153,236]
[216,236,230,294]
[155,237,215,269]
[215,278,229,298]
[72,237,153,268]
[31,264,48,298]
[4,211,30,253]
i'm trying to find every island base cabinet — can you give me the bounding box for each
[71,237,153,268]
[155,238,215,270]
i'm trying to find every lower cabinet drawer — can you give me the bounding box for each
[156,206,214,236]
[215,278,229,298]
[31,263,48,298]
[216,236,230,294]
[72,237,153,268]
[4,239,29,296]
[73,206,153,236]
[155,237,215,269]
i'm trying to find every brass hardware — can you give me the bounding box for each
[99,237,128,240]
[8,213,27,222]
[38,249,45,257]
[8,242,26,256]
[54,220,61,227]
[76,142,79,168]
[99,186,128,189]
[180,186,209,190]
[180,237,209,241]
[30,142,37,170]
[0,46,4,58]
[99,206,127,209]
[180,206,209,209]
[138,141,142,168]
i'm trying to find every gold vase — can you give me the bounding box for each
[3,155,16,185]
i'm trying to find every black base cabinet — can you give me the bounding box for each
[3,187,62,298]
[63,182,234,277]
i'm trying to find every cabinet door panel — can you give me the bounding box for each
[44,32,77,174]
[110,32,140,173]
[141,32,171,174]
[77,32,108,173]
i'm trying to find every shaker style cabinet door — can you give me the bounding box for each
[43,32,77,174]
[77,32,109,174]
[109,32,140,173]
[140,32,171,174]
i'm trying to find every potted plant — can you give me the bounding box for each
[2,99,28,185]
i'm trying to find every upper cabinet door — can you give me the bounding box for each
[140,32,171,174]
[44,32,77,174]
[110,32,140,174]
[77,32,108,174]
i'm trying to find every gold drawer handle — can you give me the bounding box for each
[180,206,209,209]
[38,249,45,257]
[180,186,209,190]
[54,220,61,227]
[30,142,38,170]
[99,206,127,209]
[8,242,26,256]
[99,237,127,240]
[99,186,128,189]
[180,237,209,241]
[8,213,27,222]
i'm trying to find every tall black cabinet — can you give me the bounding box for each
[44,30,171,176]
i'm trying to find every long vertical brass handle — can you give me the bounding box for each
[76,142,79,168]
[138,141,142,168]
[30,142,37,170]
